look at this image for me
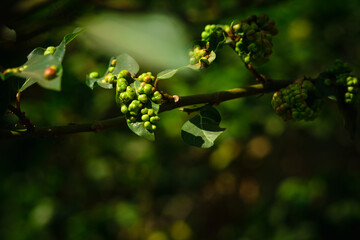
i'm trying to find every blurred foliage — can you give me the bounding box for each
[1,0,360,239]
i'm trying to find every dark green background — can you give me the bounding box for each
[1,0,360,239]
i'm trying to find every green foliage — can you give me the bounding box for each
[181,106,225,148]
[316,60,360,137]
[2,28,83,91]
[2,1,360,240]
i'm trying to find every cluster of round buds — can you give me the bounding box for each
[189,45,208,65]
[344,76,359,104]
[44,46,56,56]
[271,79,323,121]
[100,59,119,85]
[116,71,162,132]
[233,14,278,65]
[43,65,58,80]
[137,72,162,104]
[201,24,217,40]
[320,60,359,104]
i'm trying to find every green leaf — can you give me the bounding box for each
[19,78,37,91]
[27,47,45,60]
[127,121,155,141]
[53,38,66,62]
[157,65,189,80]
[15,55,63,91]
[113,54,139,76]
[6,28,82,91]
[181,106,225,148]
[64,27,84,45]
[53,28,84,62]
[208,51,216,64]
[0,72,4,81]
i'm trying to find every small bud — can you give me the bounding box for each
[144,121,151,129]
[44,46,56,55]
[111,59,117,66]
[108,66,115,73]
[144,84,154,95]
[233,24,241,31]
[148,109,154,116]
[141,108,148,115]
[89,72,99,78]
[144,76,151,83]
[138,94,148,103]
[150,116,160,123]
[121,105,128,114]
[205,25,212,32]
[201,31,209,39]
[141,114,150,122]
[118,70,131,79]
[43,65,58,80]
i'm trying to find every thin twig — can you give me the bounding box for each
[1,80,292,140]
[8,104,35,131]
[245,62,267,83]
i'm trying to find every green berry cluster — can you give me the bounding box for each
[44,46,56,56]
[272,79,323,121]
[320,60,359,104]
[201,24,217,41]
[344,76,359,104]
[233,14,278,65]
[116,71,162,132]
[189,45,208,65]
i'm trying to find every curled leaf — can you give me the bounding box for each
[181,106,225,148]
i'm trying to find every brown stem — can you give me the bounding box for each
[8,104,35,131]
[245,62,267,83]
[1,80,291,140]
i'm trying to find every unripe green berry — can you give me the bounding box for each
[151,124,157,131]
[201,31,209,39]
[233,24,241,31]
[108,66,115,73]
[190,57,197,65]
[144,121,151,129]
[118,78,128,85]
[144,84,154,95]
[205,25,212,32]
[141,108,148,115]
[348,86,355,92]
[141,114,150,122]
[150,116,160,123]
[89,72,99,78]
[117,82,127,92]
[118,70,131,79]
[121,105,128,114]
[138,94,148,103]
[148,109,154,116]
[144,76,151,83]
[111,59,117,66]
[138,86,145,94]
[44,46,56,55]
